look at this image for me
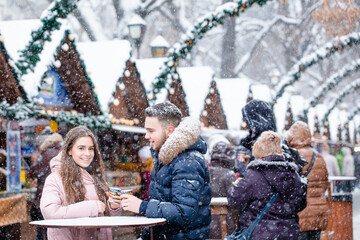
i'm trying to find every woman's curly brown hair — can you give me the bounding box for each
[60,126,108,205]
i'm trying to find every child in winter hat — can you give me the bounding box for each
[252,131,283,159]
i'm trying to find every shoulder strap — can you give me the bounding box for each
[246,192,278,234]
[304,152,316,177]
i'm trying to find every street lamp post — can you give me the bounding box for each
[150,35,169,58]
[269,68,281,87]
[128,15,147,59]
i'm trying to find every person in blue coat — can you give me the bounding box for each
[121,102,212,240]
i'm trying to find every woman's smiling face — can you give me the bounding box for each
[69,136,95,168]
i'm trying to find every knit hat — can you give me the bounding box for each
[39,133,63,153]
[252,131,283,159]
[236,145,251,157]
[138,146,151,159]
[211,142,235,168]
[207,134,230,153]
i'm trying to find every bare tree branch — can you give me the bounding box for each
[156,7,186,33]
[112,0,124,23]
[137,0,168,18]
[72,8,97,41]
[234,1,322,76]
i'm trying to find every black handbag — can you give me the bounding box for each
[224,192,278,240]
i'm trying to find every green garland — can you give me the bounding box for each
[342,105,360,131]
[303,58,360,117]
[273,32,360,108]
[0,99,111,130]
[149,0,270,101]
[15,0,79,75]
[322,78,360,125]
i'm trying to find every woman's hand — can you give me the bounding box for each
[97,200,106,214]
[108,193,122,210]
[121,194,142,213]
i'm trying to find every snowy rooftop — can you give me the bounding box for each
[216,77,272,130]
[136,58,215,117]
[135,57,168,103]
[177,66,214,118]
[150,35,170,48]
[0,19,69,98]
[76,40,132,112]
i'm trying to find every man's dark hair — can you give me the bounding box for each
[145,102,182,127]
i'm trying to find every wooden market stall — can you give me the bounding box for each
[0,24,32,239]
[200,80,228,129]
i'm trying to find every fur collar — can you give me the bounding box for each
[159,117,201,165]
[247,158,299,172]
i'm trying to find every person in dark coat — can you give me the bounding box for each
[208,141,237,239]
[29,132,63,240]
[227,131,306,240]
[120,102,212,240]
[239,100,277,153]
[240,99,307,169]
[209,141,237,197]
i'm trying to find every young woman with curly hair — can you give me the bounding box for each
[40,126,122,240]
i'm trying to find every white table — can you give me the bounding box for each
[30,216,166,240]
[328,176,356,181]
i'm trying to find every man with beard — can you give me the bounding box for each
[121,102,212,240]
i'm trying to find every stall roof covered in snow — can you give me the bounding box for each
[76,40,132,112]
[216,77,272,130]
[0,19,69,98]
[136,57,168,103]
[274,92,306,133]
[177,66,214,118]
[150,35,170,48]
[136,58,214,118]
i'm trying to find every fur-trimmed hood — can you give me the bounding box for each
[285,121,312,149]
[158,117,204,165]
[247,155,300,196]
[39,133,63,153]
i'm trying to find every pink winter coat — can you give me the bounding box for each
[40,154,121,240]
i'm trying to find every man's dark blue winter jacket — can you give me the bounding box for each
[139,117,212,240]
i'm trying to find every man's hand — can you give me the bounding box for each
[121,194,142,213]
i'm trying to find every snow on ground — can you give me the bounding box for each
[76,40,131,112]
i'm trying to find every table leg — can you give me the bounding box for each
[97,228,100,240]
[150,227,153,240]
[43,227,46,240]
